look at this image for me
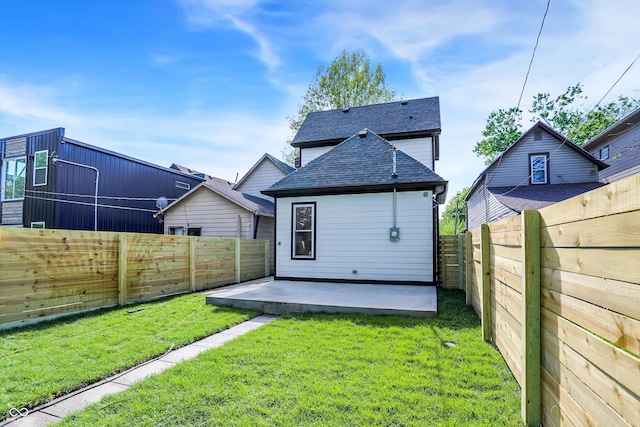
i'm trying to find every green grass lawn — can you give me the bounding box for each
[58,290,523,426]
[0,293,257,419]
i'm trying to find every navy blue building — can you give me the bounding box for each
[0,128,203,233]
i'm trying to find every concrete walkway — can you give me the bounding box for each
[2,315,277,427]
[205,279,437,318]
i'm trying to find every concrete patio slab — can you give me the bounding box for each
[204,279,437,317]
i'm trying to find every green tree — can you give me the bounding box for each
[473,83,638,164]
[439,187,469,235]
[282,50,397,165]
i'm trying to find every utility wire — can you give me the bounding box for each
[493,53,640,198]
[516,0,551,111]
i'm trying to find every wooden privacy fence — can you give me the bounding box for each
[0,228,269,328]
[467,174,639,427]
[438,234,467,289]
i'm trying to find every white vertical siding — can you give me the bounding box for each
[300,146,332,166]
[163,188,253,238]
[275,191,434,282]
[393,137,433,169]
[235,160,287,201]
[486,130,599,187]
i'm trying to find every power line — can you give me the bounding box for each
[23,194,158,213]
[516,0,551,111]
[24,189,177,202]
[492,53,640,198]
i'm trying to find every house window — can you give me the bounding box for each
[34,150,48,186]
[2,157,27,200]
[31,222,45,229]
[292,202,316,259]
[529,153,549,185]
[600,145,610,160]
[169,226,185,236]
[175,181,190,190]
[187,227,201,236]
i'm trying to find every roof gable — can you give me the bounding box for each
[467,121,608,200]
[291,97,441,147]
[583,107,640,150]
[233,153,295,190]
[264,129,447,200]
[163,176,274,217]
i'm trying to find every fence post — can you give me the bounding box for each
[118,233,127,305]
[465,231,473,305]
[480,224,491,342]
[458,233,464,290]
[235,238,241,283]
[264,240,270,277]
[521,210,541,426]
[189,237,196,292]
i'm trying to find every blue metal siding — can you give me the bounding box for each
[55,140,202,233]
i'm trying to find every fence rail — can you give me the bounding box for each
[460,173,640,427]
[0,228,269,328]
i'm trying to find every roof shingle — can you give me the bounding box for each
[291,97,441,147]
[264,129,447,199]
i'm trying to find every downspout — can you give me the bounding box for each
[433,198,439,286]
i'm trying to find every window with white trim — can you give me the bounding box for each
[599,145,610,160]
[34,150,48,186]
[529,153,548,185]
[175,181,190,190]
[169,226,185,235]
[2,156,27,200]
[292,202,315,259]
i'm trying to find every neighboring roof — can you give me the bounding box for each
[263,129,448,202]
[0,128,205,182]
[466,121,608,200]
[163,176,274,217]
[291,97,441,147]
[583,108,640,150]
[233,153,295,190]
[488,183,605,212]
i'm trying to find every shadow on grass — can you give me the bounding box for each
[277,289,481,330]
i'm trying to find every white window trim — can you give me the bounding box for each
[2,156,27,201]
[33,150,49,186]
[31,222,45,229]
[529,153,549,185]
[169,226,185,236]
[600,145,610,160]
[175,181,190,190]
[291,202,316,260]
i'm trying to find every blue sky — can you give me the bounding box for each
[1,0,639,203]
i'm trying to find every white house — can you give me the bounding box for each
[465,121,608,231]
[263,129,447,285]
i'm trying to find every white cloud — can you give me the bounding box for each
[176,0,281,71]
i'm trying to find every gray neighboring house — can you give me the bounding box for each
[263,128,448,285]
[160,154,295,274]
[583,108,640,183]
[465,121,608,232]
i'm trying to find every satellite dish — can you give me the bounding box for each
[156,197,169,210]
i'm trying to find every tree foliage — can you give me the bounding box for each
[473,83,639,164]
[439,187,469,235]
[283,50,397,165]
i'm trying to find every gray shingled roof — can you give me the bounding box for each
[263,129,447,200]
[488,182,605,212]
[291,97,441,147]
